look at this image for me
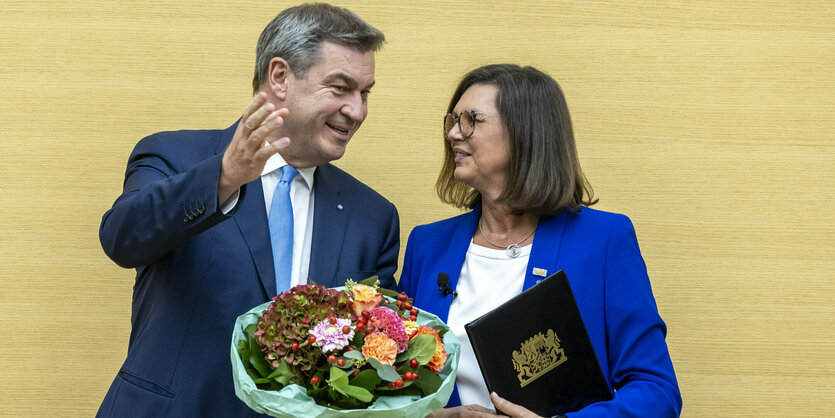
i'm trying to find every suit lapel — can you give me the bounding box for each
[309,164,346,288]
[218,121,275,298]
[523,210,568,290]
[234,179,275,297]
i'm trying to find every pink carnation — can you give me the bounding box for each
[369,307,409,353]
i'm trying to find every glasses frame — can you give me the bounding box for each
[443,110,498,140]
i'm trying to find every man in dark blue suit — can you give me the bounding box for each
[97,4,398,416]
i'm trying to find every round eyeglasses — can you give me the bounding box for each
[443,110,498,140]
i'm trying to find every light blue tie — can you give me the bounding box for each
[269,165,298,295]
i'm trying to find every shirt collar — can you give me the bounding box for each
[262,152,316,189]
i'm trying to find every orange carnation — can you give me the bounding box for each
[412,325,447,373]
[349,284,383,317]
[361,333,398,366]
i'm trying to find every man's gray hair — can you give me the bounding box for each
[252,3,385,93]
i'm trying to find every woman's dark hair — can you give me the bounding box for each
[436,64,597,216]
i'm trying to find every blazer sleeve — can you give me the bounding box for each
[568,215,682,417]
[396,227,417,295]
[99,133,232,268]
[375,201,401,290]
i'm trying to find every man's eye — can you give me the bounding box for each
[333,85,349,92]
[360,91,370,100]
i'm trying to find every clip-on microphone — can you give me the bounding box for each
[437,273,458,297]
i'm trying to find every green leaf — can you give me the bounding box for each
[242,363,264,385]
[306,384,328,399]
[349,331,365,348]
[349,368,381,392]
[396,334,435,364]
[237,341,251,366]
[342,350,365,361]
[333,395,365,410]
[381,384,421,397]
[327,385,339,403]
[376,287,399,298]
[411,368,443,395]
[328,367,374,403]
[247,340,272,378]
[267,359,294,385]
[367,357,401,382]
[337,383,373,402]
[327,366,350,387]
[358,276,380,287]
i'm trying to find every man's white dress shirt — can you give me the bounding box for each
[222,153,316,288]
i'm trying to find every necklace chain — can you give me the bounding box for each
[478,220,536,258]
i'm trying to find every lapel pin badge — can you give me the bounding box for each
[532,267,547,277]
[337,204,343,211]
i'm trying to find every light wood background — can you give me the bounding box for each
[1,1,833,416]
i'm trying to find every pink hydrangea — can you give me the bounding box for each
[310,318,354,353]
[369,307,409,353]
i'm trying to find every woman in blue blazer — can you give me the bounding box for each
[398,65,681,417]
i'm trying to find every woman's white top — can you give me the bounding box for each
[446,240,531,410]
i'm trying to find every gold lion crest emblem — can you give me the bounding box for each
[511,329,567,387]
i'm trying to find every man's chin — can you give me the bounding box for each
[321,145,348,163]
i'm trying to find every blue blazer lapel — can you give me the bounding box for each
[218,122,274,298]
[234,179,274,297]
[444,205,480,294]
[430,206,480,322]
[309,165,346,288]
[523,211,568,290]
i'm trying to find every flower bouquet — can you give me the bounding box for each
[231,277,460,417]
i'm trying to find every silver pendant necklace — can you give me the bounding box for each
[478,220,536,258]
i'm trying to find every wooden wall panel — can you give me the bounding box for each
[1,1,832,416]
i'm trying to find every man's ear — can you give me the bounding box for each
[268,57,292,101]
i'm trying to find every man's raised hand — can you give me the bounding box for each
[218,92,290,203]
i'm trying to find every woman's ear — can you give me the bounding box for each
[268,57,291,101]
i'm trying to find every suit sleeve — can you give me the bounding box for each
[567,216,682,417]
[99,134,233,268]
[374,201,400,290]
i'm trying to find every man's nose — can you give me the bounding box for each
[340,93,365,122]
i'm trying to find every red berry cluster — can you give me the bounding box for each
[388,357,421,390]
[325,354,347,367]
[395,292,419,321]
[405,357,419,381]
[355,310,374,335]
